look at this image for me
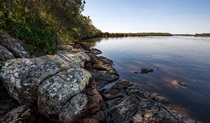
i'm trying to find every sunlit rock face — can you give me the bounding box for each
[0,51,91,122]
[0,33,30,58]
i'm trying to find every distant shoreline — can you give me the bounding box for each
[101,32,210,38]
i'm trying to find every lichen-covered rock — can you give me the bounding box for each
[0,50,93,122]
[37,68,91,119]
[0,47,110,122]
[0,51,90,103]
[0,32,30,58]
[0,45,14,61]
[59,94,88,123]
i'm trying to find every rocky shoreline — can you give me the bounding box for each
[0,33,199,123]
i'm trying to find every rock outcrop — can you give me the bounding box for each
[0,49,101,122]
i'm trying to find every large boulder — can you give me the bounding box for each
[0,32,30,58]
[0,51,93,122]
[37,68,91,121]
[0,51,90,103]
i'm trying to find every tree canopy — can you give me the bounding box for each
[0,0,101,54]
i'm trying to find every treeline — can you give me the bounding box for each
[0,0,101,54]
[173,33,210,37]
[194,33,210,37]
[102,32,172,37]
[102,32,210,37]
[173,34,194,36]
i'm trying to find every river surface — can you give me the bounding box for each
[86,36,210,122]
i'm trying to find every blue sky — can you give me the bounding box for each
[82,0,210,34]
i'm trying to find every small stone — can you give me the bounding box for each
[141,68,154,74]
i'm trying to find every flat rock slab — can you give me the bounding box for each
[101,80,196,123]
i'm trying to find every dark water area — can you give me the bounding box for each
[85,36,210,122]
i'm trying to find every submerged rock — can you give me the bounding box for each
[133,68,154,74]
[172,80,188,88]
[0,32,30,58]
[140,68,154,74]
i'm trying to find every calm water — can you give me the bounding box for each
[87,36,210,122]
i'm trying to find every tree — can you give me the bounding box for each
[0,0,101,54]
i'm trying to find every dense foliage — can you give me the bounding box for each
[102,32,172,37]
[0,0,101,54]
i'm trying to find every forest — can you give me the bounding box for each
[0,0,102,54]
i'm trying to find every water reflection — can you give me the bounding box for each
[86,36,210,122]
